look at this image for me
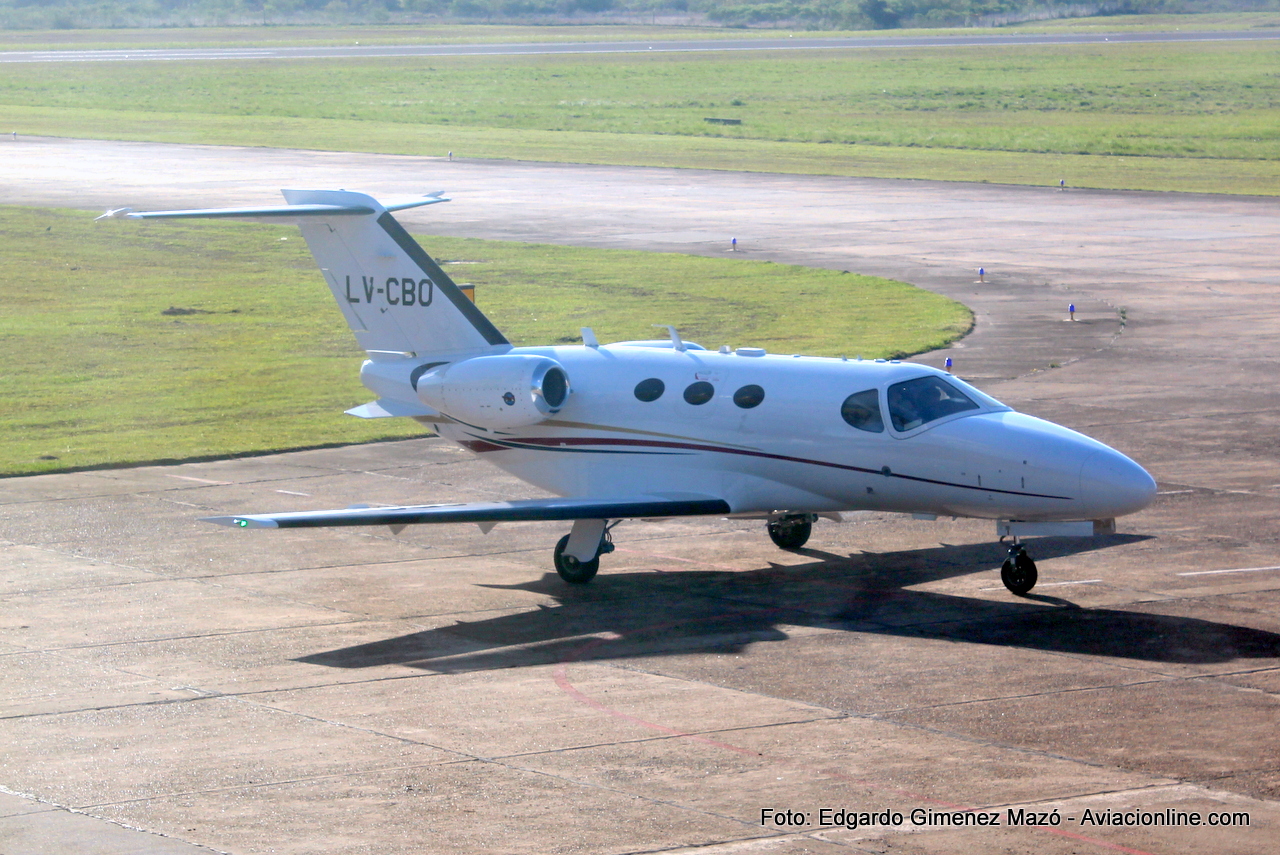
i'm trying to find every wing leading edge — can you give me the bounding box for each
[203,496,732,529]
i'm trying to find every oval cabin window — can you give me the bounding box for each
[634,378,665,402]
[733,384,765,409]
[683,381,715,405]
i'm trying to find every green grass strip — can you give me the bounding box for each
[2,38,1277,196]
[11,104,1279,196]
[0,207,968,476]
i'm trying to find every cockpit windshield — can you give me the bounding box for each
[886,375,980,432]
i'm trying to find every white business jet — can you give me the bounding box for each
[113,189,1156,594]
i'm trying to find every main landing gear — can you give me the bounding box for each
[767,514,815,550]
[551,512,819,584]
[1000,540,1038,595]
[553,522,616,584]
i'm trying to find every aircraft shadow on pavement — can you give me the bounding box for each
[296,535,1280,673]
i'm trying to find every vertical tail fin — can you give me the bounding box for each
[120,189,510,360]
[282,190,508,357]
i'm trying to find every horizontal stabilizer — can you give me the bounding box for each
[112,194,448,222]
[203,496,732,529]
[111,188,508,358]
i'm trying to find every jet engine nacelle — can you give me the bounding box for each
[416,354,570,429]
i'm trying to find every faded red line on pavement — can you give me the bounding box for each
[552,636,760,758]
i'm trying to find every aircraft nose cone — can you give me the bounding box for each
[1078,448,1157,518]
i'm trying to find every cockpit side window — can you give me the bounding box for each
[887,376,979,432]
[840,389,884,433]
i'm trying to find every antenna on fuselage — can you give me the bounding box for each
[654,324,687,352]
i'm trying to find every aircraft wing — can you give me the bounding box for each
[203,496,732,529]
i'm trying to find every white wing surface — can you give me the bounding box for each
[203,496,732,529]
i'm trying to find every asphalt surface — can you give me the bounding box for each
[1,29,1276,63]
[0,137,1277,855]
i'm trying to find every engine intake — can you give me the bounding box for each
[416,354,570,429]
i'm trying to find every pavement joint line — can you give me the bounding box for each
[469,759,789,844]
[0,543,165,575]
[556,624,1191,781]
[72,758,485,810]
[856,707,1184,787]
[614,833,831,855]
[848,673,1181,718]
[1183,665,1280,683]
[3,539,566,591]
[0,616,372,659]
[992,780,1206,808]
[1,669,462,718]
[484,715,853,763]
[225,692,474,752]
[0,574,180,596]
[0,786,231,855]
[65,731,790,845]
[179,554,452,577]
[14,643,203,696]
[0,692,227,722]
[558,648,1169,855]
[150,574,379,620]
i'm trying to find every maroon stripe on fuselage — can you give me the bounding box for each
[459,439,508,453]
[464,434,1074,501]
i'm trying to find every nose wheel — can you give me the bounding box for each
[1000,543,1038,595]
[767,514,814,550]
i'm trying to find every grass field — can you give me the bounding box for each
[3,36,1276,194]
[0,207,968,476]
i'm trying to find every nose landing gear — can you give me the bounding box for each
[767,514,815,550]
[1000,541,1038,595]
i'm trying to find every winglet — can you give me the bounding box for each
[385,192,449,212]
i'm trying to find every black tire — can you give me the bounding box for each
[1001,551,1038,595]
[767,518,812,550]
[553,533,600,584]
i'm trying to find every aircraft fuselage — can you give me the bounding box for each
[374,342,1155,525]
